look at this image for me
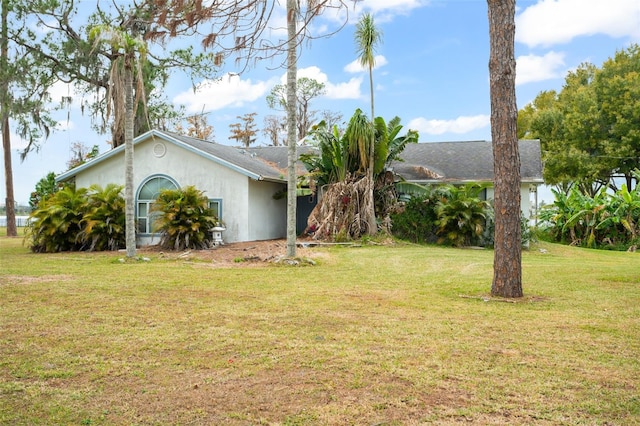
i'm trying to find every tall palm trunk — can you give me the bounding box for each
[124,56,136,257]
[488,0,522,297]
[366,64,376,235]
[285,0,297,257]
[1,0,16,237]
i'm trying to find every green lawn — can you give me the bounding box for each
[1,231,639,425]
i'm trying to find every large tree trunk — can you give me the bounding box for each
[306,175,373,241]
[285,0,297,257]
[124,56,136,258]
[488,0,522,298]
[1,0,15,237]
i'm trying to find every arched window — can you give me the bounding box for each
[136,175,178,234]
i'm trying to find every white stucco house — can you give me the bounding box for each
[55,129,543,246]
[56,130,292,245]
[393,139,544,222]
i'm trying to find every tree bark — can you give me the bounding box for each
[124,55,136,258]
[285,0,297,258]
[487,0,522,297]
[366,65,376,236]
[1,0,16,237]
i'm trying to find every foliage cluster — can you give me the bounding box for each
[27,184,125,252]
[518,44,640,193]
[302,109,418,240]
[391,184,532,248]
[151,185,220,250]
[26,184,221,253]
[391,184,490,247]
[538,176,640,250]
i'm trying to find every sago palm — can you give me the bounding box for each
[152,186,219,250]
[79,184,126,251]
[27,186,89,252]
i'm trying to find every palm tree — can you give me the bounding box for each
[285,0,298,257]
[303,111,417,240]
[354,12,382,235]
[90,23,148,258]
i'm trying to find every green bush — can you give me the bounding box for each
[390,194,438,244]
[433,184,490,247]
[539,177,640,250]
[151,186,219,250]
[79,184,126,251]
[27,186,89,253]
[26,184,126,253]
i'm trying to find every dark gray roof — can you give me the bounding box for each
[56,130,543,185]
[162,131,289,181]
[393,139,543,183]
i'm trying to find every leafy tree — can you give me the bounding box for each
[354,12,383,236]
[151,185,218,250]
[29,172,60,210]
[89,21,148,258]
[519,45,640,193]
[488,0,522,298]
[266,77,326,141]
[1,0,58,236]
[594,44,640,190]
[228,112,258,148]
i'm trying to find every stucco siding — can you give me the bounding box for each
[485,185,534,221]
[247,180,287,241]
[73,136,255,244]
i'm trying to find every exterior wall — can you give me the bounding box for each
[247,179,287,241]
[74,136,254,245]
[485,184,535,221]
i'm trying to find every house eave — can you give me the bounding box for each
[55,130,278,183]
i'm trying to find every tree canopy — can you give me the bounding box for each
[518,44,640,193]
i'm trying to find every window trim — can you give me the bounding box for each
[135,174,179,235]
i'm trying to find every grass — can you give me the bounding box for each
[1,229,639,425]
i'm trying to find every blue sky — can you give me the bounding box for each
[3,0,640,206]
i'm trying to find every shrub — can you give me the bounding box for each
[390,194,438,243]
[26,184,125,253]
[433,184,490,247]
[152,186,219,250]
[27,186,89,252]
[78,184,126,251]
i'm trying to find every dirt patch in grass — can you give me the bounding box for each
[1,274,75,285]
[139,239,326,267]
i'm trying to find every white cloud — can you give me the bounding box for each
[516,51,566,85]
[173,74,273,113]
[516,0,640,47]
[408,115,490,136]
[352,0,429,23]
[279,66,363,100]
[344,55,388,73]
